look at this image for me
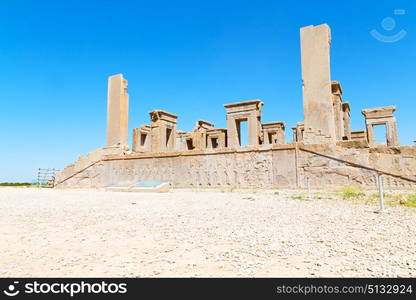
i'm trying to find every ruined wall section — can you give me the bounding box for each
[56,145,416,189]
[103,149,281,188]
[298,145,416,188]
[55,146,127,188]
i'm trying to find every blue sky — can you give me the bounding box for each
[0,0,415,182]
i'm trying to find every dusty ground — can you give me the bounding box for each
[0,187,415,277]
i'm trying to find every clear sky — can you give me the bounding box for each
[0,0,415,182]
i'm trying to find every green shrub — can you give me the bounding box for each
[401,194,416,208]
[339,187,365,199]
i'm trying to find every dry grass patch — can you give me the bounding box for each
[338,187,365,199]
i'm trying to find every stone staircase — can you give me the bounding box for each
[55,146,128,187]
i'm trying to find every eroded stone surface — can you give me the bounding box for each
[57,145,416,189]
[300,24,336,145]
[106,74,129,147]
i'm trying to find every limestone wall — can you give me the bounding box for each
[56,144,416,189]
[55,146,127,187]
[298,145,416,188]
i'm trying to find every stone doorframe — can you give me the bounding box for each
[149,110,178,152]
[262,122,285,144]
[361,106,398,147]
[224,99,264,148]
[206,128,227,149]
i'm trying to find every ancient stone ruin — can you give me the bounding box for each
[106,74,129,147]
[55,24,416,189]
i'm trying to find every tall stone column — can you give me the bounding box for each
[300,24,336,144]
[106,74,129,147]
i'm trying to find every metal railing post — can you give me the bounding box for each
[377,173,385,212]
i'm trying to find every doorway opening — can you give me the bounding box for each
[186,139,194,150]
[211,137,219,149]
[140,133,147,146]
[166,128,172,147]
[373,124,387,145]
[236,119,249,146]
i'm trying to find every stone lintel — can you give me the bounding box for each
[139,124,151,132]
[341,102,350,112]
[223,99,263,115]
[149,110,178,123]
[196,120,214,127]
[193,120,214,131]
[331,81,342,95]
[262,121,285,129]
[206,128,227,134]
[291,122,304,131]
[361,106,396,119]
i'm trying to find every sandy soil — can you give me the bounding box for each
[0,187,415,277]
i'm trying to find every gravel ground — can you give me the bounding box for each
[0,187,415,277]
